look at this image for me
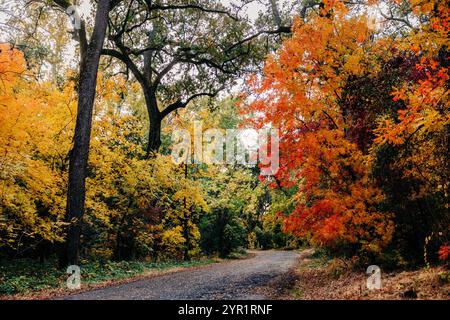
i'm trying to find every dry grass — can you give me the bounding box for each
[289,250,450,300]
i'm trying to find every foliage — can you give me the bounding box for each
[439,245,450,261]
[243,3,394,254]
[85,110,208,261]
[370,0,449,265]
[0,44,209,262]
[243,0,449,263]
[199,164,258,257]
[0,44,73,252]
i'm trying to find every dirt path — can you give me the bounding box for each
[60,250,300,300]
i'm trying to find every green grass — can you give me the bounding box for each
[290,286,304,299]
[0,258,216,296]
[226,247,249,259]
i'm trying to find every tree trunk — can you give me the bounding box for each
[144,90,162,156]
[183,214,191,261]
[147,116,162,156]
[60,0,111,267]
[183,162,191,261]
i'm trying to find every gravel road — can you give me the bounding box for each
[61,250,300,300]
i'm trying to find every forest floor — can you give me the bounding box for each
[283,249,450,300]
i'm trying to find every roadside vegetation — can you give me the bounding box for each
[290,249,450,300]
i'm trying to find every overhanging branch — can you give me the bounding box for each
[101,48,147,86]
[160,87,224,119]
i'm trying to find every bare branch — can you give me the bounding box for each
[227,26,291,51]
[160,87,224,119]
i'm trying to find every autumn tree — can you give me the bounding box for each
[242,0,449,264]
[0,43,210,263]
[100,0,245,154]
[243,1,395,254]
[0,44,75,257]
[99,0,338,155]
[51,0,114,266]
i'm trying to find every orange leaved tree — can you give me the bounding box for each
[242,1,394,253]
